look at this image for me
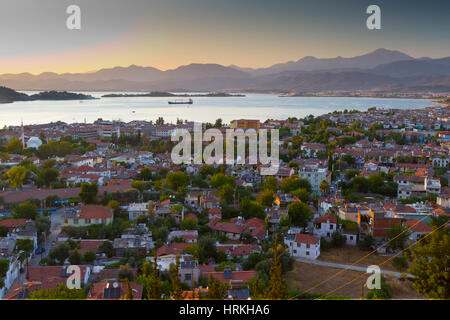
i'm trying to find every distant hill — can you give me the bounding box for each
[0,86,30,103]
[369,57,450,77]
[233,48,415,75]
[1,49,449,94]
[0,87,95,104]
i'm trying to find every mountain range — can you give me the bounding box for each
[1,49,450,93]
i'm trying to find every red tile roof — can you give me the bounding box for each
[88,280,143,300]
[203,270,256,283]
[405,219,432,233]
[79,205,113,219]
[294,234,320,245]
[27,266,89,284]
[156,245,176,256]
[314,215,337,224]
[0,219,27,229]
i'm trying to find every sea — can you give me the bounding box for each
[0,92,437,127]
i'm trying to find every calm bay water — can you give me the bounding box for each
[0,92,435,127]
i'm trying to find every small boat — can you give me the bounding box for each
[168,98,193,105]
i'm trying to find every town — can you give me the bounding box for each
[0,104,449,300]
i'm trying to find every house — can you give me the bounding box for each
[208,207,222,221]
[113,234,154,257]
[298,166,331,194]
[87,279,143,300]
[372,218,402,241]
[338,205,359,223]
[168,230,198,243]
[313,215,337,238]
[209,217,266,242]
[179,259,200,288]
[203,267,256,284]
[284,233,320,259]
[405,219,431,242]
[27,265,91,287]
[200,192,220,210]
[126,202,151,220]
[63,205,113,227]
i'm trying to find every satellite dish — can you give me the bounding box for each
[113,282,119,288]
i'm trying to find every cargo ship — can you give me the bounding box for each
[168,98,193,105]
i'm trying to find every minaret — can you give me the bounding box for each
[21,120,25,149]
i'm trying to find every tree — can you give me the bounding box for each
[49,243,70,264]
[37,167,59,188]
[15,239,34,257]
[131,181,149,201]
[281,176,311,193]
[405,224,449,299]
[118,264,135,281]
[69,248,82,265]
[123,279,134,300]
[140,167,152,181]
[288,201,313,230]
[392,256,408,272]
[358,234,375,251]
[29,284,86,300]
[257,190,275,207]
[387,223,410,251]
[180,217,198,230]
[35,215,51,238]
[6,165,27,189]
[147,251,162,299]
[331,231,346,248]
[170,255,183,300]
[199,236,217,260]
[83,250,96,264]
[209,173,233,189]
[207,274,228,299]
[79,182,98,204]
[319,180,330,194]
[366,274,391,300]
[291,188,310,203]
[7,137,23,154]
[166,171,189,191]
[0,226,8,237]
[240,197,265,219]
[98,241,114,258]
[217,184,235,205]
[262,176,278,192]
[15,201,38,220]
[214,118,223,128]
[264,234,286,299]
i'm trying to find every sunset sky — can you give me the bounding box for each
[0,0,449,74]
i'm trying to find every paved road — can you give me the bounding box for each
[3,209,65,297]
[294,257,410,278]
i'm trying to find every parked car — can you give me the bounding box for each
[35,247,46,254]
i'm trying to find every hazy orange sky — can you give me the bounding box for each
[1,0,449,74]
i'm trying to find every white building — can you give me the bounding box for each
[313,215,338,238]
[26,137,42,149]
[298,166,331,194]
[284,233,320,260]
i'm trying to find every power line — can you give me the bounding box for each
[288,214,430,300]
[315,222,447,299]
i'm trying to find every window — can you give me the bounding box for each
[102,218,107,224]
[85,219,91,224]
[74,219,79,225]
[306,251,310,256]
[350,236,353,240]
[293,250,297,254]
[185,274,191,281]
[330,224,334,230]
[306,244,310,249]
